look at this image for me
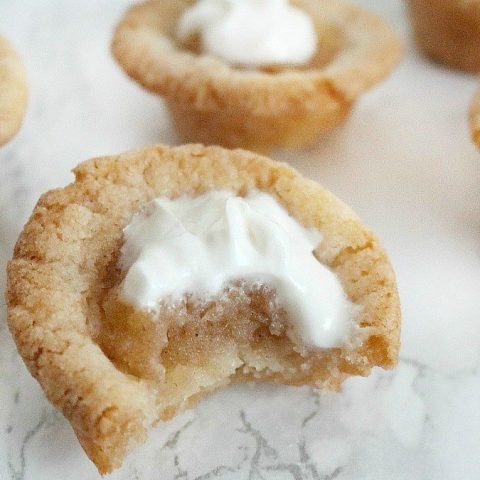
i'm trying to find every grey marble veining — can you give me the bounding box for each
[1,1,479,479]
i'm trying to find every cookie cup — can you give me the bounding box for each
[407,0,480,71]
[7,144,400,473]
[112,0,402,152]
[470,90,480,147]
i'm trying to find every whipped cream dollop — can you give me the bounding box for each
[120,191,358,349]
[176,0,318,67]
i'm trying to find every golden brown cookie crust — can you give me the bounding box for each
[112,0,402,150]
[407,0,480,71]
[0,35,27,146]
[7,144,400,473]
[470,90,480,147]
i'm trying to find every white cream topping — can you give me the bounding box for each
[120,191,358,349]
[176,0,318,67]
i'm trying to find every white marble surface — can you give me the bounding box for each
[1,1,479,479]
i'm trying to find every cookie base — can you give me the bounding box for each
[167,98,352,152]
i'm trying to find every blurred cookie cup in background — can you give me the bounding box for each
[407,0,480,71]
[0,35,27,146]
[112,0,402,153]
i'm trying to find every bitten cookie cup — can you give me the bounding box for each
[7,144,400,474]
[470,90,480,147]
[112,0,402,153]
[407,0,480,72]
[0,36,28,146]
